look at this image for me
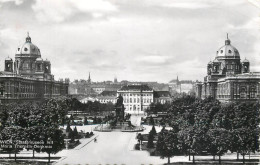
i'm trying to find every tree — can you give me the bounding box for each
[150,125,157,135]
[156,130,180,164]
[207,128,231,164]
[73,127,78,139]
[147,131,154,148]
[0,99,67,163]
[93,116,97,124]
[84,117,88,125]
[149,117,155,125]
[41,127,64,163]
[137,133,143,145]
[66,122,72,133]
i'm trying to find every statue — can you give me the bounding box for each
[115,94,125,121]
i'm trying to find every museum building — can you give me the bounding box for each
[195,35,260,102]
[0,33,69,103]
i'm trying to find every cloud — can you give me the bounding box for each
[0,0,259,82]
[229,17,260,29]
[32,0,118,23]
[162,2,211,9]
[0,0,24,5]
[135,55,170,65]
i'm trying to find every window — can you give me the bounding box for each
[134,98,136,103]
[228,50,232,53]
[18,48,20,51]
[240,87,246,99]
[24,47,28,51]
[250,87,256,98]
[227,64,231,70]
[23,63,29,69]
[130,98,132,103]
[221,50,223,53]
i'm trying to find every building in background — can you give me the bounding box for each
[195,35,260,102]
[153,91,171,104]
[0,33,69,103]
[96,91,117,104]
[117,84,153,115]
[169,76,194,94]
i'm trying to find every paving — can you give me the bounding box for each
[55,116,168,165]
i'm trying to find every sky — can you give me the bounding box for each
[0,0,259,83]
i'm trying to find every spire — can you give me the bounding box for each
[88,72,91,83]
[225,33,230,45]
[26,32,31,43]
[114,76,118,83]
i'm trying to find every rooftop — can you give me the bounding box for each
[119,84,153,91]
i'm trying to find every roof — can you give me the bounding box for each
[5,57,12,61]
[36,57,43,62]
[169,79,178,83]
[242,58,249,63]
[216,38,240,58]
[180,80,193,84]
[119,84,153,91]
[16,34,41,57]
[99,91,117,96]
[154,91,171,98]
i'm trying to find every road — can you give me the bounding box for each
[56,115,166,165]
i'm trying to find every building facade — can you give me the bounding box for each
[196,35,260,102]
[0,33,69,103]
[117,84,154,115]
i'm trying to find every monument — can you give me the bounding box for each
[94,95,143,132]
[115,94,125,121]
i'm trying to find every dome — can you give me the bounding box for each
[15,33,41,57]
[5,57,12,61]
[216,37,240,58]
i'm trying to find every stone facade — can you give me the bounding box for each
[196,35,260,102]
[0,33,69,103]
[117,84,153,115]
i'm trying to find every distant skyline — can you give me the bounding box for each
[0,0,259,83]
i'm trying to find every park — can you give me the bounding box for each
[0,96,259,164]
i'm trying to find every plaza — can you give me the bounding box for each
[55,116,168,165]
[54,115,259,165]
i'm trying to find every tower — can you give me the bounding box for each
[242,58,250,73]
[14,32,41,76]
[4,57,13,73]
[114,76,118,83]
[87,72,91,83]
